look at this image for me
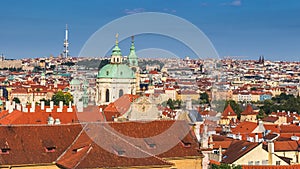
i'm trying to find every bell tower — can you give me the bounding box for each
[110,33,123,64]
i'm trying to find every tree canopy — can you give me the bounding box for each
[51,91,73,105]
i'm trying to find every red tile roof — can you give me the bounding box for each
[103,94,139,121]
[241,104,258,115]
[222,104,237,117]
[222,140,260,164]
[0,124,82,165]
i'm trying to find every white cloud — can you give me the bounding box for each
[230,0,241,6]
[124,8,146,14]
[220,0,242,7]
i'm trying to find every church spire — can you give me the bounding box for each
[128,35,138,67]
[111,33,122,64]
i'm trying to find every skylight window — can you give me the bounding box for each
[113,145,125,156]
[180,140,191,148]
[45,146,56,152]
[242,146,247,150]
[223,155,228,159]
[0,148,10,154]
[144,138,156,149]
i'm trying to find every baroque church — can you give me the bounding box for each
[96,35,139,105]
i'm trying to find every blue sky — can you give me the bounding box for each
[0,0,300,61]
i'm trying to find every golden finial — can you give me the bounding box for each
[115,33,119,44]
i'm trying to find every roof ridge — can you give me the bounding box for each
[55,123,88,162]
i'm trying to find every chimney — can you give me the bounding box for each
[255,133,259,142]
[268,142,274,165]
[41,101,45,110]
[57,101,63,112]
[258,120,266,133]
[30,101,35,112]
[12,101,16,109]
[16,104,21,111]
[67,101,72,112]
[8,101,13,113]
[5,101,10,110]
[194,122,201,142]
[50,101,54,110]
[218,146,222,162]
[22,103,28,113]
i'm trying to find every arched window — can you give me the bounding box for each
[117,58,119,63]
[119,89,123,98]
[105,89,110,102]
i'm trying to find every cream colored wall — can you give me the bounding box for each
[251,94,260,102]
[167,157,202,169]
[275,151,299,164]
[240,114,257,122]
[233,145,288,166]
[177,94,199,102]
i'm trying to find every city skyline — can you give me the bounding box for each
[0,0,300,61]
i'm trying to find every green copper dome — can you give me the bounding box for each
[70,79,81,85]
[97,64,135,79]
[112,44,122,56]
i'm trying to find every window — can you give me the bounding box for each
[72,146,85,153]
[0,148,10,154]
[119,89,123,98]
[276,161,281,165]
[45,146,56,152]
[262,159,268,164]
[144,138,156,149]
[43,140,56,153]
[248,161,253,165]
[105,89,109,102]
[255,161,260,165]
[180,140,191,148]
[113,145,125,156]
[106,71,109,76]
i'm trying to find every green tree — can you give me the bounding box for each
[167,98,175,110]
[12,97,21,104]
[98,59,110,70]
[51,91,73,105]
[40,98,51,106]
[200,92,210,104]
[257,109,266,119]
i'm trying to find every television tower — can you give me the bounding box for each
[63,24,69,58]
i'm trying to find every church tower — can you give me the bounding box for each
[128,36,138,68]
[96,34,137,105]
[128,36,140,93]
[110,33,123,64]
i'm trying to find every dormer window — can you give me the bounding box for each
[43,140,56,153]
[72,146,85,154]
[45,146,56,152]
[0,148,10,154]
[144,138,156,149]
[113,145,125,156]
[0,139,10,154]
[180,140,191,148]
[106,71,109,76]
